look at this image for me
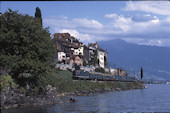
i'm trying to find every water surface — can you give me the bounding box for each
[2,84,170,112]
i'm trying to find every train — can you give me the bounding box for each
[72,69,139,82]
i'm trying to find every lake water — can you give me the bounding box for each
[2,84,170,112]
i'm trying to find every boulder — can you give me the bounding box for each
[116,88,121,91]
[69,98,77,103]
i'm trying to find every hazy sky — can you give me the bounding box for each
[1,1,170,46]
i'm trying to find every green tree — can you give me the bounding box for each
[95,67,105,73]
[104,56,107,66]
[97,59,100,65]
[83,58,87,66]
[0,9,55,89]
[94,50,98,65]
[35,7,42,26]
[141,67,143,80]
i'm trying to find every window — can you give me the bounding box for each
[100,53,103,55]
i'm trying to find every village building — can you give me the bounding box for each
[110,68,127,76]
[118,68,127,76]
[57,52,66,62]
[98,51,105,68]
[53,33,108,69]
[88,42,108,68]
[53,33,129,79]
[73,46,84,56]
[110,68,118,75]
[79,46,84,56]
[74,55,83,66]
[53,33,83,66]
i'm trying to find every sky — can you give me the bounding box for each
[1,1,170,46]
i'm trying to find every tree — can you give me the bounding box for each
[94,50,98,65]
[141,67,143,80]
[83,58,87,66]
[97,59,100,65]
[104,56,107,66]
[0,9,55,89]
[35,7,42,26]
[95,67,105,73]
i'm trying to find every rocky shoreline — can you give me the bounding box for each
[1,84,145,110]
[0,85,61,110]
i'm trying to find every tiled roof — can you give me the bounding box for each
[89,42,107,53]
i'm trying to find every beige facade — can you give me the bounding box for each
[74,56,83,66]
[79,46,84,56]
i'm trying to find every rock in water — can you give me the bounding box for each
[69,98,77,103]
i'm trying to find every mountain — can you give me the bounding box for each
[165,46,170,49]
[99,39,170,80]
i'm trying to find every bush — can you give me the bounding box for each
[95,67,105,73]
[19,87,26,94]
[0,74,16,92]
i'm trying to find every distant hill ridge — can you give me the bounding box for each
[99,39,170,80]
[165,46,170,49]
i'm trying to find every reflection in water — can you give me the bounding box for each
[2,84,170,112]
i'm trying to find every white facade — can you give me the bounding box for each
[73,49,80,55]
[98,51,105,68]
[79,46,84,55]
[73,46,84,55]
[104,68,110,73]
[58,52,66,61]
[110,68,118,75]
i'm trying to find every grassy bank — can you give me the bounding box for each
[51,70,144,93]
[0,70,144,95]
